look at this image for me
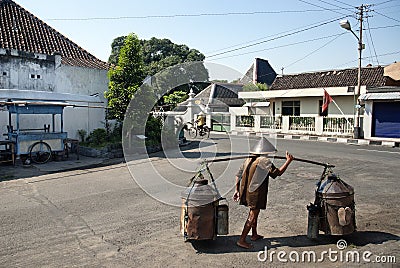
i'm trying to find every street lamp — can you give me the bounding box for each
[340,19,364,139]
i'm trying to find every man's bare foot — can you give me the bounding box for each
[250,234,264,241]
[236,241,253,249]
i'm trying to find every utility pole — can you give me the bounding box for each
[341,4,371,139]
[354,4,365,139]
[354,4,373,139]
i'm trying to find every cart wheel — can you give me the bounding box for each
[30,141,52,164]
[188,127,197,139]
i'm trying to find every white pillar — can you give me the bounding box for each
[315,116,324,135]
[186,88,195,123]
[282,116,290,133]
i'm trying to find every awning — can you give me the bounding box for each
[0,89,104,103]
[359,92,400,101]
[243,101,271,107]
[0,100,70,106]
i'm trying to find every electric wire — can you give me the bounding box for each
[45,9,340,21]
[374,0,397,6]
[331,0,355,8]
[283,33,346,69]
[315,0,354,12]
[373,10,400,23]
[373,4,400,10]
[298,0,352,16]
[365,16,380,65]
[207,33,345,61]
[333,50,400,68]
[205,15,346,55]
[206,16,348,59]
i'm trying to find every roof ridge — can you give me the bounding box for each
[280,65,385,77]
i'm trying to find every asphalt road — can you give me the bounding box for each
[0,133,399,267]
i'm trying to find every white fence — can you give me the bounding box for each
[227,114,359,137]
[151,111,358,137]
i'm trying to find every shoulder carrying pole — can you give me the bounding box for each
[204,155,334,168]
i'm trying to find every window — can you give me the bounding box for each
[282,101,300,116]
[30,74,42,79]
[319,100,328,116]
[2,72,7,76]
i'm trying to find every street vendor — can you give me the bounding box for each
[233,137,294,249]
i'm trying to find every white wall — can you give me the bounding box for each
[274,96,355,116]
[0,49,56,91]
[0,50,108,140]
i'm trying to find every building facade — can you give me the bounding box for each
[0,0,109,139]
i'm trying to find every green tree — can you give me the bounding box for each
[163,90,188,109]
[105,33,145,121]
[109,36,206,77]
[243,82,269,92]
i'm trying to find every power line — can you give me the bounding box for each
[333,50,400,68]
[298,0,352,16]
[206,15,346,55]
[368,24,400,29]
[365,16,380,65]
[45,9,338,21]
[283,33,345,69]
[208,33,345,61]
[331,0,355,8]
[206,16,348,59]
[315,0,354,12]
[373,10,400,23]
[374,4,400,10]
[374,0,397,6]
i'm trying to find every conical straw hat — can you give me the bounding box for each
[249,137,277,155]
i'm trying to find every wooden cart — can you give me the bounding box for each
[5,101,69,164]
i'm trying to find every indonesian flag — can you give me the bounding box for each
[322,89,333,113]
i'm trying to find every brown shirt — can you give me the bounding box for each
[236,156,279,209]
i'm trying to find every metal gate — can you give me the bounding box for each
[372,102,400,138]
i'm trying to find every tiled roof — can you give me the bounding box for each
[271,66,389,90]
[176,82,245,110]
[197,83,245,107]
[0,0,109,70]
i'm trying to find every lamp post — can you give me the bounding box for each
[340,11,364,139]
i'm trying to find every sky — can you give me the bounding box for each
[15,0,400,80]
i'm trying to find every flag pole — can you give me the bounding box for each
[324,89,353,130]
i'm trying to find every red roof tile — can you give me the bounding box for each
[271,66,389,90]
[0,0,109,70]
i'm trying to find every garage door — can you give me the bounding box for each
[373,102,400,138]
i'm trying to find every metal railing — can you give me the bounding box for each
[323,116,355,134]
[289,116,315,131]
[236,115,255,127]
[260,116,282,129]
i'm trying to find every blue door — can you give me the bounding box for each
[372,102,400,138]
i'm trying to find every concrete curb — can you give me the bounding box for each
[224,131,399,148]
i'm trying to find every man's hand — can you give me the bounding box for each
[286,151,294,162]
[233,191,240,202]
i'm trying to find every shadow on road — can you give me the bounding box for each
[189,231,400,254]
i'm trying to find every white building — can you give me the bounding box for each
[229,63,400,140]
[0,0,109,139]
